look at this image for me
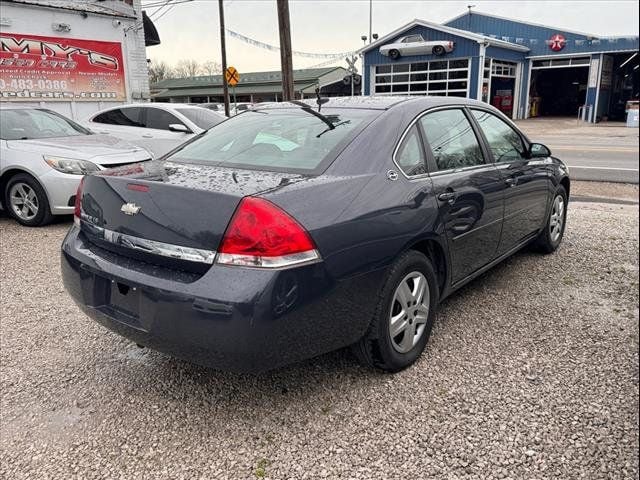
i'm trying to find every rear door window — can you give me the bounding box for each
[145,107,185,131]
[395,125,426,176]
[471,110,527,163]
[93,107,143,127]
[419,109,485,171]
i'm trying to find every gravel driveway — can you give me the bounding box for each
[1,200,638,480]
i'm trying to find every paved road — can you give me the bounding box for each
[517,120,639,184]
[544,142,639,184]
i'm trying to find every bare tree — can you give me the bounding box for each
[201,60,222,76]
[148,60,174,84]
[174,59,202,78]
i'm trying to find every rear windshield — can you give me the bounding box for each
[176,108,225,130]
[168,108,376,173]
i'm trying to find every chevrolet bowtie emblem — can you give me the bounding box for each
[120,202,141,216]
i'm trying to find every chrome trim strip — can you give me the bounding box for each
[82,219,216,265]
[216,249,321,269]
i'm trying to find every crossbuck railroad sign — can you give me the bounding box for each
[345,56,358,75]
[225,66,240,87]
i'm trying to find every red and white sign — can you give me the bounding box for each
[549,34,566,52]
[0,33,126,102]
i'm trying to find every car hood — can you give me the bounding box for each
[5,134,151,165]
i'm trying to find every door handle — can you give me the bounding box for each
[505,177,517,187]
[142,134,153,138]
[437,191,457,204]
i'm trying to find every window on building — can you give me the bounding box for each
[420,109,484,171]
[491,60,517,78]
[373,58,469,97]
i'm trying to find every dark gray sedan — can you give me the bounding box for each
[61,96,569,373]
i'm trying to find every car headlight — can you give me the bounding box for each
[43,156,99,175]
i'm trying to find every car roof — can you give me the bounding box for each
[253,96,489,111]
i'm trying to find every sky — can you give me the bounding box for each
[144,0,640,73]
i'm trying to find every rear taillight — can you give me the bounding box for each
[217,197,320,268]
[73,177,84,227]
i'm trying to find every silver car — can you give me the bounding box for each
[379,35,456,60]
[0,105,151,226]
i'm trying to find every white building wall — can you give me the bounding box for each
[0,0,150,120]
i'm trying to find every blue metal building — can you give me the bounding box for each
[358,12,639,122]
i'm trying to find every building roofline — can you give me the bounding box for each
[444,10,600,39]
[3,0,137,19]
[151,66,348,90]
[356,18,529,55]
[526,48,639,59]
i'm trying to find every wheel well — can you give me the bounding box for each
[410,239,447,294]
[560,176,570,199]
[0,169,41,207]
[0,168,29,198]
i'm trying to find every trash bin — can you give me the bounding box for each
[626,100,639,128]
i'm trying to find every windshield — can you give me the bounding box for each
[176,108,225,130]
[0,108,90,140]
[168,108,376,173]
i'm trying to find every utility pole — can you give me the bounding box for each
[277,0,294,101]
[369,0,372,43]
[218,0,230,116]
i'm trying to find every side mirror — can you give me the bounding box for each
[168,124,192,134]
[529,142,551,158]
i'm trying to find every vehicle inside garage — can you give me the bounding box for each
[529,61,589,117]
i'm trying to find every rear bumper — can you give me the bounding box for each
[61,226,385,372]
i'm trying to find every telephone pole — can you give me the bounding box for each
[218,0,230,116]
[277,0,294,101]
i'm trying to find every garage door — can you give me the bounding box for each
[529,57,591,117]
[373,58,470,97]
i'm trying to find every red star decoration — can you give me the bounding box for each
[549,34,566,52]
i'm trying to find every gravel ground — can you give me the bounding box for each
[1,200,638,480]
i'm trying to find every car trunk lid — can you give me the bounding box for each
[79,161,305,269]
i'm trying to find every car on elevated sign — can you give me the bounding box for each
[380,34,456,59]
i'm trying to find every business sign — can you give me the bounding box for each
[0,33,126,102]
[548,34,566,52]
[588,58,600,88]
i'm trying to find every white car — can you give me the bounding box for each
[85,103,226,157]
[0,105,151,226]
[379,35,455,60]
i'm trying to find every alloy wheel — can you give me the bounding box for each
[9,182,39,221]
[389,271,430,354]
[549,194,565,242]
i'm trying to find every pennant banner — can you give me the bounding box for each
[226,29,356,59]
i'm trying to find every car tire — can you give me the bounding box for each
[352,250,439,372]
[533,185,567,254]
[4,173,53,227]
[389,49,400,60]
[432,45,446,56]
